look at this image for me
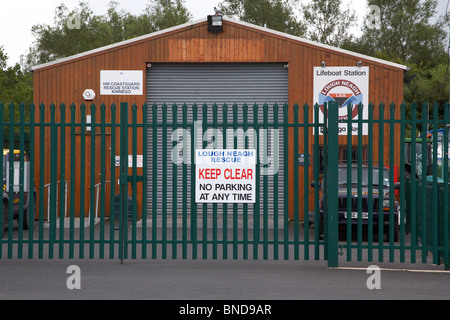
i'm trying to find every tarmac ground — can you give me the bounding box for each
[1,219,450,301]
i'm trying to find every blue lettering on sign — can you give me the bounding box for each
[196,150,254,157]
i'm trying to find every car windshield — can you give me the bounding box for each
[337,167,390,188]
[2,151,30,175]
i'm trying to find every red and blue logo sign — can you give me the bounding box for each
[318,79,363,120]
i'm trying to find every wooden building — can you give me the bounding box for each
[32,17,407,220]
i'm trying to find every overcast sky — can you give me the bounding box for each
[0,0,448,67]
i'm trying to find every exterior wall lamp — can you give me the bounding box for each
[208,15,223,33]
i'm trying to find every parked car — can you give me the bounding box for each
[311,165,400,242]
[2,149,36,234]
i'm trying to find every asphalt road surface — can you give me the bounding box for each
[1,255,450,301]
[1,220,450,301]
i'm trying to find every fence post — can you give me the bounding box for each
[119,102,129,263]
[0,103,3,253]
[327,101,339,268]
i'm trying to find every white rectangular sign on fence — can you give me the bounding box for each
[114,155,143,168]
[195,149,256,203]
[313,66,369,135]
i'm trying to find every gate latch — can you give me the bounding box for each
[119,175,144,185]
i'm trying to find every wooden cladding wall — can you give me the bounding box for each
[33,19,404,219]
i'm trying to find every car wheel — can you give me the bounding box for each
[2,202,8,234]
[394,223,400,242]
[384,224,400,242]
[319,218,324,240]
[23,196,36,230]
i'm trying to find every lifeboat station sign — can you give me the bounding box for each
[195,149,256,203]
[314,66,369,135]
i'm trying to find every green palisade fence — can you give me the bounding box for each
[0,101,449,269]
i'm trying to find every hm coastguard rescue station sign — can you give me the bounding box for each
[314,66,369,135]
[100,70,143,95]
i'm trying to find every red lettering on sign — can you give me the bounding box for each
[247,169,253,180]
[199,168,221,179]
[224,169,253,179]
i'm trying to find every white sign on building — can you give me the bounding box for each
[100,70,143,95]
[195,149,256,203]
[314,66,369,135]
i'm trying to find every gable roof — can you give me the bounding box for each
[32,17,407,71]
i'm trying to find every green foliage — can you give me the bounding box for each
[301,0,357,47]
[218,0,306,36]
[405,63,449,106]
[0,47,33,106]
[0,46,33,129]
[355,0,448,68]
[24,0,192,67]
[145,0,193,31]
[341,0,449,129]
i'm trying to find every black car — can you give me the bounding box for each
[312,165,400,242]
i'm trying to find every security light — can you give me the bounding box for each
[208,15,223,33]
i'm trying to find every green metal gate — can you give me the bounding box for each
[1,101,449,269]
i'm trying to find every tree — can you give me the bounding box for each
[24,0,192,67]
[355,0,448,68]
[404,61,449,109]
[301,0,357,47]
[218,0,306,37]
[0,47,33,107]
[145,0,192,31]
[0,46,33,127]
[341,0,449,129]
